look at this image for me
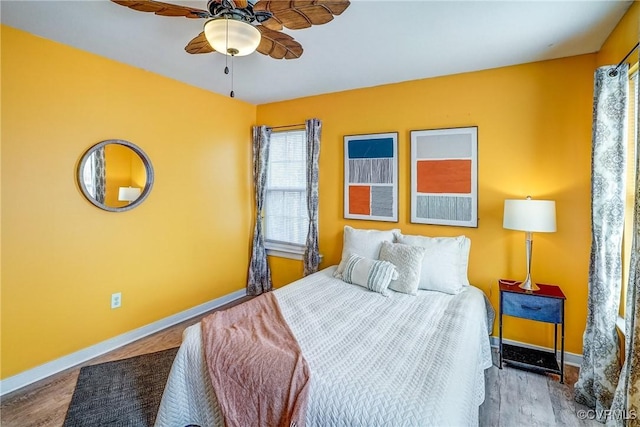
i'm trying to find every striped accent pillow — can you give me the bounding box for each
[341,254,398,296]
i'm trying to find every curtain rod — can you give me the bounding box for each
[609,42,639,76]
[269,123,305,130]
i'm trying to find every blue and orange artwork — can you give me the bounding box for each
[344,133,398,221]
[410,127,478,227]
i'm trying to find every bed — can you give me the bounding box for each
[155,264,494,427]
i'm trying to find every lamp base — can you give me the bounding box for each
[519,233,539,292]
[519,278,540,292]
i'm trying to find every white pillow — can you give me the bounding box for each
[334,226,399,278]
[394,232,470,294]
[338,254,398,296]
[379,241,426,295]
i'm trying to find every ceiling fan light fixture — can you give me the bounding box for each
[204,18,261,56]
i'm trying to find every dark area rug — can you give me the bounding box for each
[63,347,179,427]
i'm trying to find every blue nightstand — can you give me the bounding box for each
[499,280,566,383]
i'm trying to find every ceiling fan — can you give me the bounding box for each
[111,0,351,60]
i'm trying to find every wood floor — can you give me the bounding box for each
[2,297,597,427]
[480,354,600,427]
[0,296,253,427]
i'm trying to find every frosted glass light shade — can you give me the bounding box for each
[503,198,556,232]
[118,186,141,202]
[204,18,261,56]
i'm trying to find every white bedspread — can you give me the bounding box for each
[155,266,493,427]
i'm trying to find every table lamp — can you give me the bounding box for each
[503,196,556,291]
[118,186,141,204]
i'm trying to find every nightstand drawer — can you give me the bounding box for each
[502,292,562,323]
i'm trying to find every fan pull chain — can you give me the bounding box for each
[224,17,229,75]
[230,54,235,98]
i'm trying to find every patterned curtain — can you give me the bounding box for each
[575,64,629,421]
[93,147,106,204]
[303,118,322,276]
[247,126,273,296]
[609,67,640,427]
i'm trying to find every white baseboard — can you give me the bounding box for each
[490,336,583,367]
[0,288,246,397]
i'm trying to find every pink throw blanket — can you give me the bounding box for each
[201,292,311,427]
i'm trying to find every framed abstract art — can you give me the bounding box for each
[410,127,478,227]
[344,132,398,222]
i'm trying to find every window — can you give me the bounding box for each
[264,130,309,258]
[620,65,638,325]
[82,151,97,198]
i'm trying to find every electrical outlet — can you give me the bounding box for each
[111,292,122,309]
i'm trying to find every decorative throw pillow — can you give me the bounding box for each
[334,226,399,279]
[339,254,398,296]
[379,241,427,295]
[394,232,471,294]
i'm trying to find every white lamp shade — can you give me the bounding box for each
[118,186,141,202]
[503,198,556,232]
[204,18,261,56]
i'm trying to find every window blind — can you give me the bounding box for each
[621,69,638,317]
[82,152,97,198]
[265,130,309,246]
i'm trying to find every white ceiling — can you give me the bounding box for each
[1,0,633,105]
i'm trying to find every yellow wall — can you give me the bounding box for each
[104,144,142,208]
[104,144,147,208]
[597,1,639,67]
[258,54,597,355]
[1,26,256,378]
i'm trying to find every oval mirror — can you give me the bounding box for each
[77,139,154,212]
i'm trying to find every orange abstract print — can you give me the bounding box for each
[416,160,471,194]
[349,186,371,215]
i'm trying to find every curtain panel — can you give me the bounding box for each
[247,126,273,296]
[575,64,629,421]
[303,119,322,276]
[609,65,640,427]
[93,147,106,204]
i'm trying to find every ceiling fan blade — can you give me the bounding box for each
[111,0,210,19]
[256,26,303,59]
[185,32,215,54]
[255,1,350,30]
[257,16,283,31]
[229,0,250,8]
